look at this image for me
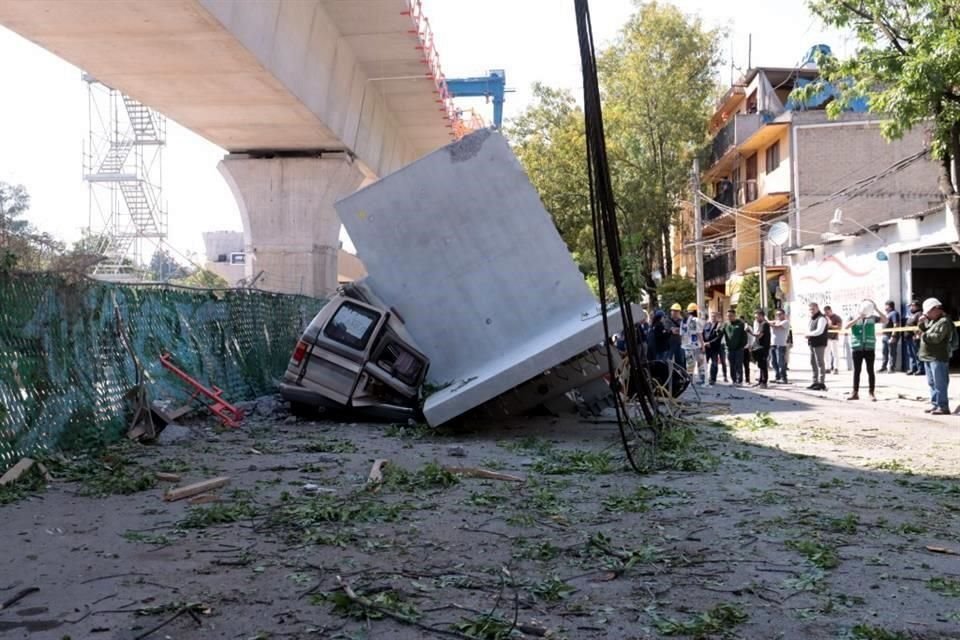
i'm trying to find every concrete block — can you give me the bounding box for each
[335,129,621,426]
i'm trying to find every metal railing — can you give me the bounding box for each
[710,113,762,166]
[404,0,462,138]
[738,179,759,205]
[704,251,736,283]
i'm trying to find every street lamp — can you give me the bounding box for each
[830,208,889,261]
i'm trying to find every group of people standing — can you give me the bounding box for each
[623,296,958,415]
[643,303,792,390]
[807,297,958,414]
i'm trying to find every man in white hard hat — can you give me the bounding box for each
[917,297,957,415]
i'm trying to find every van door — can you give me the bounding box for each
[298,299,385,406]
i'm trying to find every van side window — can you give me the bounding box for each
[323,302,380,350]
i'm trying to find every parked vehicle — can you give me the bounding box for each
[279,281,429,421]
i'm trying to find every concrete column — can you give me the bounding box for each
[218,155,364,297]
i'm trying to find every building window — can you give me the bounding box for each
[229,252,245,265]
[765,141,781,173]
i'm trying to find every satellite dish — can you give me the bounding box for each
[767,221,791,247]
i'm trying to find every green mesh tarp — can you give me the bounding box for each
[0,274,325,472]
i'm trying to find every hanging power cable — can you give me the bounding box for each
[573,0,660,473]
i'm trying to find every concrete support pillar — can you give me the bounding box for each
[218,155,364,297]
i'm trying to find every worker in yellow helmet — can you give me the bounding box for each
[681,302,706,385]
[663,303,684,369]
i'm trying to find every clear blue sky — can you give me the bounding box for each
[0,0,847,262]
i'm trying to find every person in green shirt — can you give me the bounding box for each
[723,309,748,386]
[844,300,883,401]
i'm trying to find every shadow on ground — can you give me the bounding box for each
[1,387,959,640]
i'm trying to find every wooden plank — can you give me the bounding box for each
[443,466,525,483]
[0,458,35,486]
[155,472,181,483]
[188,493,222,505]
[151,401,194,424]
[163,476,231,502]
[126,424,148,441]
[367,459,388,485]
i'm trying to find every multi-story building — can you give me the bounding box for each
[688,46,955,337]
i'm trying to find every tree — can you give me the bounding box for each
[656,275,697,312]
[600,1,723,286]
[805,0,960,196]
[173,268,228,289]
[150,249,188,281]
[507,3,723,303]
[736,274,761,318]
[0,181,61,272]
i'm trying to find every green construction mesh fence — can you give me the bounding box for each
[0,274,326,472]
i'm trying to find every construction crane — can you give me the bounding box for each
[446,70,508,129]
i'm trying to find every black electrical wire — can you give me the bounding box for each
[574,0,660,472]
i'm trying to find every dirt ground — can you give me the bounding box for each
[2,381,960,640]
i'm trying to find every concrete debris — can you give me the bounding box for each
[446,445,467,458]
[278,130,622,428]
[254,395,286,418]
[156,424,194,445]
[367,459,388,485]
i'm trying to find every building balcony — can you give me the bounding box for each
[709,113,763,169]
[737,179,758,206]
[739,167,791,215]
[704,251,736,285]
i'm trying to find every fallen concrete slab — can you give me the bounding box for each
[336,129,621,425]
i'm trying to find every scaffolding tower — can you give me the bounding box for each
[83,75,167,279]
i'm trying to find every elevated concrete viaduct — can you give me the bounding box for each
[0,0,459,295]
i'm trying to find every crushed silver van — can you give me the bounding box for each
[279,282,429,421]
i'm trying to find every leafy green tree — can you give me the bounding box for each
[173,268,228,290]
[736,274,761,318]
[656,275,697,312]
[149,249,188,281]
[0,181,61,272]
[600,1,722,281]
[507,3,722,304]
[805,0,960,196]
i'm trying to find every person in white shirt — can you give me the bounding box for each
[681,303,707,385]
[770,308,791,383]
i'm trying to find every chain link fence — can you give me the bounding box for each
[0,274,325,472]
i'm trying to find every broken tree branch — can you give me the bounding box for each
[0,458,35,486]
[1,587,38,610]
[443,467,525,483]
[335,577,477,640]
[163,476,230,502]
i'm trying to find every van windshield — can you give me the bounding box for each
[323,302,380,350]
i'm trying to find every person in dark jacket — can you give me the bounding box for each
[879,300,901,373]
[703,311,724,386]
[904,299,924,375]
[650,310,672,362]
[807,302,829,390]
[722,309,748,386]
[747,308,772,388]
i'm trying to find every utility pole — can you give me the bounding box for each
[759,219,768,312]
[693,158,705,313]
